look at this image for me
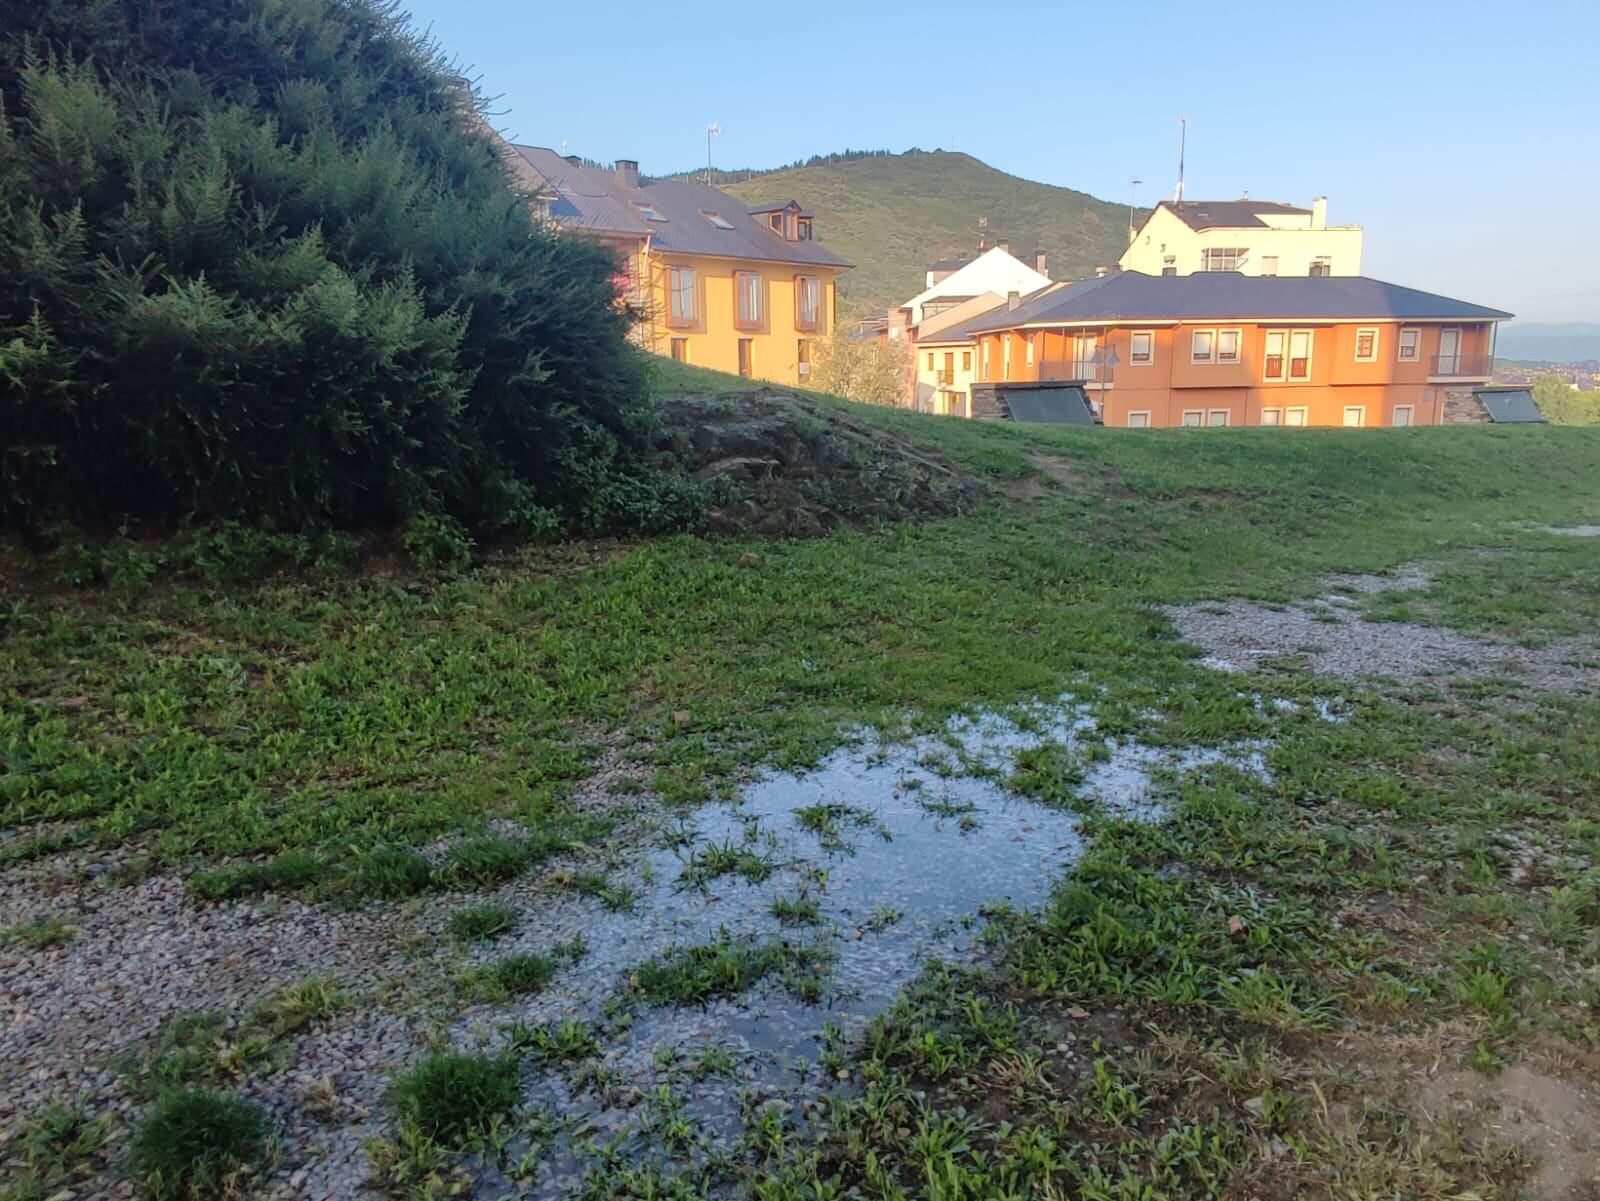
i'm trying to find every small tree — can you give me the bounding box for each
[809,330,913,407]
[1532,374,1600,425]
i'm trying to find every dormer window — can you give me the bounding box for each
[768,213,784,234]
[701,211,734,230]
[798,217,812,241]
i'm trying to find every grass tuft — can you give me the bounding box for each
[389,1053,519,1147]
[130,1088,265,1200]
[446,902,519,943]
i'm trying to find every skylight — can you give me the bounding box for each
[633,202,667,222]
[700,211,735,230]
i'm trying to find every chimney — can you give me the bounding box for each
[1007,290,1021,311]
[1033,249,1048,277]
[997,239,1012,255]
[1311,196,1328,229]
[614,159,640,189]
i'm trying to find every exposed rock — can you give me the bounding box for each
[653,391,981,537]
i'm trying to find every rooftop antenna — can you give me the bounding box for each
[1174,117,1187,206]
[705,122,721,184]
[1128,179,1143,242]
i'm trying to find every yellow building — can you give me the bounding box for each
[510,147,850,387]
[1120,197,1363,278]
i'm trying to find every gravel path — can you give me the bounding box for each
[1166,568,1600,693]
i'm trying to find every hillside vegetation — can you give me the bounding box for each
[706,150,1137,316]
[0,0,666,536]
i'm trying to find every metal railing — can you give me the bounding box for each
[1038,359,1102,382]
[1429,353,1493,378]
[935,370,956,386]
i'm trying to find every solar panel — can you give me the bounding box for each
[1476,389,1545,424]
[1003,386,1095,425]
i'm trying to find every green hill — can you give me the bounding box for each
[696,150,1139,317]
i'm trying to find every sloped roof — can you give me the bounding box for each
[1159,199,1311,231]
[964,272,1512,332]
[1474,387,1545,423]
[510,147,849,269]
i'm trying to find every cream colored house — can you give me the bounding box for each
[1120,198,1362,278]
[911,292,1010,415]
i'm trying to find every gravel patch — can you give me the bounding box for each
[1167,569,1600,692]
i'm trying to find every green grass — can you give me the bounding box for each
[446,902,519,943]
[129,1089,265,1201]
[3,912,78,950]
[6,373,1600,1198]
[387,1052,519,1147]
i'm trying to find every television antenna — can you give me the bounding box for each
[1128,179,1143,241]
[705,122,722,184]
[1174,117,1187,205]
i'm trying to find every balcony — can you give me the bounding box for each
[1038,359,1102,383]
[1429,353,1493,380]
[935,370,956,386]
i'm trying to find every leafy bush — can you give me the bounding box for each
[0,0,674,534]
[389,1052,519,1146]
[130,1088,265,1200]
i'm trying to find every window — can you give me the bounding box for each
[1191,329,1215,363]
[1202,247,1246,272]
[1025,333,1035,367]
[734,271,762,329]
[1310,256,1331,277]
[962,350,972,371]
[1397,327,1421,362]
[1393,405,1414,427]
[1129,331,1154,365]
[942,351,954,383]
[1260,255,1279,276]
[1181,410,1204,427]
[1207,410,1230,427]
[701,210,735,231]
[1354,327,1379,362]
[670,338,688,363]
[1342,406,1365,427]
[794,276,821,330]
[1003,336,1012,380]
[1216,329,1241,363]
[1260,408,1282,426]
[633,202,667,222]
[1127,412,1151,428]
[1161,266,1177,276]
[738,338,753,378]
[798,217,812,241]
[926,353,935,371]
[1285,407,1308,427]
[667,266,695,326]
[1289,330,1312,380]
[797,339,810,379]
[1267,329,1312,380]
[768,213,784,234]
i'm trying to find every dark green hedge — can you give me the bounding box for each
[0,0,661,532]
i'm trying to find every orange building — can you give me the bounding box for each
[946,272,1512,427]
[508,147,850,387]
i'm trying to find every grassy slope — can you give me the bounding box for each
[7,369,1600,1197]
[708,151,1134,317]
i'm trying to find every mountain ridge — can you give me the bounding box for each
[667,149,1138,318]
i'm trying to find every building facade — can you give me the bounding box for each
[510,148,850,387]
[949,273,1511,428]
[1120,198,1363,278]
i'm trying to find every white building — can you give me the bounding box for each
[896,245,1051,331]
[1119,197,1363,278]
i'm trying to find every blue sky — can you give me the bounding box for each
[403,0,1597,324]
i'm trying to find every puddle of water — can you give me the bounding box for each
[1546,525,1600,538]
[457,700,1267,1195]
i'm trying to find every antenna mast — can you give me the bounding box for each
[1175,117,1187,205]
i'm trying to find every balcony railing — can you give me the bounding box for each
[935,370,956,386]
[1429,353,1493,378]
[1038,358,1102,382]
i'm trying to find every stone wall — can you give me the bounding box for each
[1443,389,1490,424]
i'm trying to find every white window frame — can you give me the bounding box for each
[1127,411,1151,429]
[1354,327,1380,363]
[1342,405,1366,428]
[1260,255,1279,277]
[1025,333,1035,367]
[1216,328,1242,364]
[1266,329,1314,382]
[1397,327,1421,362]
[1285,407,1309,427]
[1392,405,1414,427]
[1207,409,1230,427]
[1129,330,1154,365]
[1191,329,1216,363]
[1260,407,1282,427]
[1180,409,1204,427]
[1202,247,1246,272]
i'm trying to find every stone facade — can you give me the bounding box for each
[1443,388,1491,424]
